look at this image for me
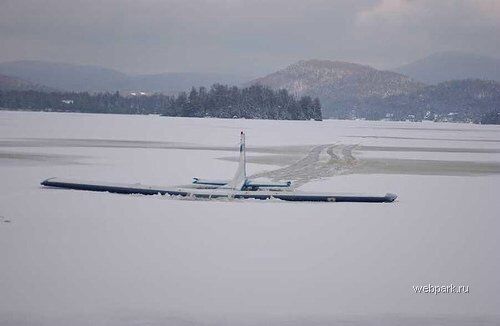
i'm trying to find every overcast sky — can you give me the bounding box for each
[1,0,499,75]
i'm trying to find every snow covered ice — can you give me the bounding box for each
[1,111,500,325]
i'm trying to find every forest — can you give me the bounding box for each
[0,84,323,121]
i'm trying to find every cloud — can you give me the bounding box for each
[354,0,500,66]
[357,0,413,23]
[0,0,499,74]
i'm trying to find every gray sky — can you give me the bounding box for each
[1,0,500,75]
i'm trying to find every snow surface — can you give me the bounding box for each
[1,111,500,325]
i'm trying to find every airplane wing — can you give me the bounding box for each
[41,178,397,203]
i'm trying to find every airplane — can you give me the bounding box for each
[41,132,397,203]
[192,132,292,191]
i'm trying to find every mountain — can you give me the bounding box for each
[359,79,500,122]
[128,72,247,94]
[0,60,249,94]
[0,73,54,92]
[249,59,424,117]
[0,60,129,92]
[394,52,500,84]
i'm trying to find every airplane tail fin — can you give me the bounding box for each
[227,131,247,190]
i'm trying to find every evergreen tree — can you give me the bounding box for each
[0,84,323,121]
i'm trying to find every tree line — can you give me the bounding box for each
[0,84,322,121]
[325,79,500,124]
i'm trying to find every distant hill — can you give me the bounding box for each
[249,59,424,117]
[0,61,129,92]
[0,73,53,92]
[358,79,500,122]
[128,72,247,94]
[0,60,249,94]
[394,52,500,84]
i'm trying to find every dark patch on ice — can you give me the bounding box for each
[356,158,500,176]
[0,151,85,166]
[220,154,303,167]
[344,135,500,143]
[361,125,500,133]
[359,145,500,153]
[0,138,192,149]
[0,138,311,154]
[3,137,500,183]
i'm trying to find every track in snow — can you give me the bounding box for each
[249,144,359,188]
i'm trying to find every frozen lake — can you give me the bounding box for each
[1,111,500,325]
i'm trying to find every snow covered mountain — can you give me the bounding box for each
[249,60,424,117]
